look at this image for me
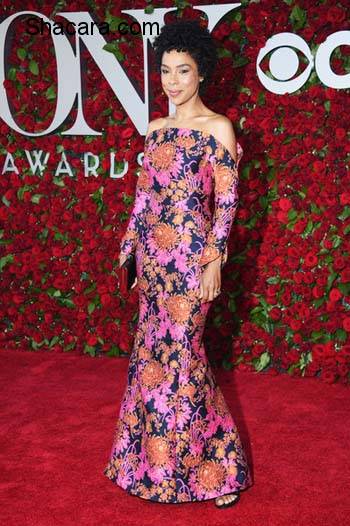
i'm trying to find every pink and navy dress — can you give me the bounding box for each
[104,126,252,503]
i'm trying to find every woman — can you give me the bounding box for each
[104,19,253,508]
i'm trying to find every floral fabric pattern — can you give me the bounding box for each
[104,127,252,502]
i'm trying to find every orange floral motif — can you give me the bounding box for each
[173,191,185,202]
[153,223,179,250]
[111,458,122,470]
[138,345,152,361]
[216,446,226,458]
[182,233,192,245]
[203,143,213,157]
[213,387,229,416]
[179,383,196,401]
[176,135,197,151]
[141,360,165,389]
[199,245,221,266]
[227,463,238,477]
[138,167,152,190]
[214,145,226,161]
[197,460,226,491]
[125,412,139,431]
[192,309,206,327]
[146,435,171,466]
[213,163,237,194]
[166,295,192,324]
[151,142,176,170]
[182,453,201,469]
[127,452,139,469]
[145,415,153,434]
[137,275,149,292]
[113,419,123,443]
[146,212,161,225]
[173,211,185,225]
[169,359,179,369]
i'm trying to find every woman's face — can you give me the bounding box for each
[160,49,202,104]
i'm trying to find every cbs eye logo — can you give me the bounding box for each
[257,31,350,93]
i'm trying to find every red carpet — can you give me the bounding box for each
[0,348,349,526]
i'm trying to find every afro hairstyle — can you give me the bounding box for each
[152,19,218,95]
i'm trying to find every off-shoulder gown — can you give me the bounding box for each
[104,126,253,503]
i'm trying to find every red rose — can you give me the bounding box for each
[327,6,346,23]
[268,307,281,321]
[293,333,302,344]
[304,252,318,267]
[335,128,346,140]
[312,344,327,360]
[342,317,350,331]
[323,239,333,250]
[120,127,134,139]
[341,346,350,359]
[87,335,98,346]
[276,210,289,223]
[293,220,307,234]
[312,286,324,299]
[290,319,301,331]
[301,27,316,40]
[340,268,350,281]
[329,288,342,302]
[340,193,350,205]
[16,71,27,83]
[278,198,292,211]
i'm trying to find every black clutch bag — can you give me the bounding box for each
[118,253,137,296]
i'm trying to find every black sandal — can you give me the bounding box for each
[215,491,240,509]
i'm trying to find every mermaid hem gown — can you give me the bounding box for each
[103,127,253,503]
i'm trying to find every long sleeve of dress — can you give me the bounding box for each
[198,141,243,268]
[119,164,150,258]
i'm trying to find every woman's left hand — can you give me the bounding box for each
[198,257,222,303]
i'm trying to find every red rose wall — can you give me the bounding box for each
[0,0,349,385]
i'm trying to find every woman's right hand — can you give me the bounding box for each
[119,252,138,289]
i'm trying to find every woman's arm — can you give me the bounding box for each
[119,121,159,260]
[198,118,239,269]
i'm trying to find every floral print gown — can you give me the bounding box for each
[104,126,253,503]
